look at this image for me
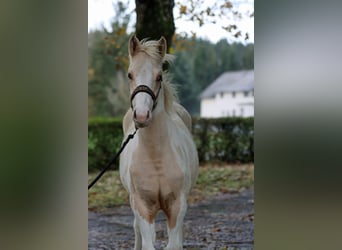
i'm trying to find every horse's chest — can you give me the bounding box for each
[130,157,183,187]
[129,150,184,204]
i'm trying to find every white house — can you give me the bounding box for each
[199,70,254,118]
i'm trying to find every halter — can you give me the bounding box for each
[130,83,162,111]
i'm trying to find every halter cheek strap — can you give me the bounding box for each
[130,84,162,111]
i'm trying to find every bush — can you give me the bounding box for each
[88,117,124,172]
[192,117,254,163]
[88,116,254,172]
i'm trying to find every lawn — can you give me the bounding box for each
[88,164,254,210]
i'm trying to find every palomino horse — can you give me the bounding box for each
[119,35,199,250]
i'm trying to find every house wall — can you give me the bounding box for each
[200,90,254,118]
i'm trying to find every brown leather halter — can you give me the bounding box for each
[130,83,162,111]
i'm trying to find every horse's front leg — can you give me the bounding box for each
[165,194,187,250]
[131,195,157,250]
[133,217,142,250]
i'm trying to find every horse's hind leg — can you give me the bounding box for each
[165,194,187,250]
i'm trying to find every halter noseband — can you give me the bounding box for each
[130,83,162,111]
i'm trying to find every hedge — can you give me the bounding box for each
[192,117,254,163]
[88,116,254,172]
[88,117,124,172]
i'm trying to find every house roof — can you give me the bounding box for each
[199,70,254,99]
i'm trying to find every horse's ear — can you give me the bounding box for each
[158,36,167,58]
[129,35,140,57]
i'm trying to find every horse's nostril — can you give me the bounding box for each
[133,110,137,119]
[147,111,150,119]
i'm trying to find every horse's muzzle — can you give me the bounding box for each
[133,109,151,128]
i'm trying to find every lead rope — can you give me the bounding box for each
[88,128,138,190]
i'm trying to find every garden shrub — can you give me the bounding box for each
[192,117,254,164]
[88,117,123,172]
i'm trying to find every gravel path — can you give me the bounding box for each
[88,189,254,250]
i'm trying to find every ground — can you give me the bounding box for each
[88,165,254,249]
[88,190,254,250]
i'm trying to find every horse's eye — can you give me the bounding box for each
[128,73,133,80]
[156,74,162,82]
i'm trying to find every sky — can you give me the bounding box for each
[88,0,254,44]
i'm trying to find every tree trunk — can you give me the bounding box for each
[135,0,175,51]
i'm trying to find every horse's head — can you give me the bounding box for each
[127,35,167,128]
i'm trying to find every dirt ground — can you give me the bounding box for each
[88,188,254,250]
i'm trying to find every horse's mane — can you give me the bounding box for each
[137,39,179,114]
[162,73,178,114]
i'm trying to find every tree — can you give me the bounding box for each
[193,40,220,90]
[175,0,254,41]
[135,0,175,50]
[170,49,198,113]
[88,2,131,116]
[215,39,234,73]
[242,44,254,69]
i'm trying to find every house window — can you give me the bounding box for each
[232,109,236,117]
[241,108,244,116]
[232,91,236,98]
[244,91,248,97]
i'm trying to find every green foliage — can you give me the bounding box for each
[170,50,198,114]
[88,117,124,172]
[192,117,254,163]
[194,40,220,90]
[88,2,131,117]
[215,39,234,72]
[243,43,254,69]
[88,117,254,172]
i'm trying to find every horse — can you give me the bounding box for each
[119,35,199,250]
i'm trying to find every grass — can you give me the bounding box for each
[88,164,254,210]
[187,164,254,204]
